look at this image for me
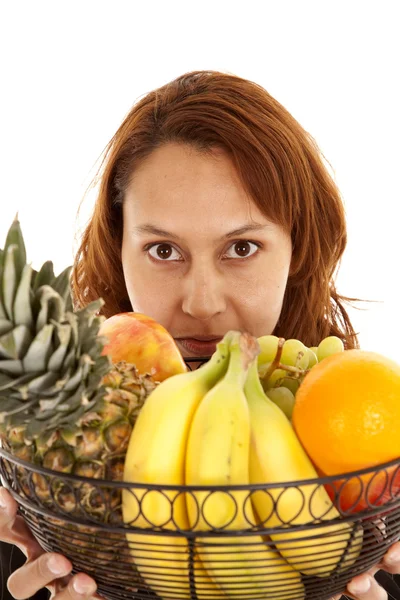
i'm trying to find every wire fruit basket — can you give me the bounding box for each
[1,359,400,600]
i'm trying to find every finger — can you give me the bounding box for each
[347,573,388,599]
[357,541,400,579]
[52,577,103,600]
[0,487,43,560]
[7,552,73,599]
[0,487,20,527]
[381,541,400,574]
[53,573,98,600]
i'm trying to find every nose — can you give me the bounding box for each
[181,261,226,321]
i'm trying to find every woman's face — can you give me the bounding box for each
[121,142,292,358]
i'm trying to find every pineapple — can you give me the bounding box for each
[0,217,157,592]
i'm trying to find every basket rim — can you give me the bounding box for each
[1,444,399,491]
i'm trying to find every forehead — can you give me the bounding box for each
[124,142,270,228]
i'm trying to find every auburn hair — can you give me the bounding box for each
[73,70,362,348]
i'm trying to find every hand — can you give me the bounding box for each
[331,541,400,600]
[0,487,100,599]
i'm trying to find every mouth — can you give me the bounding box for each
[176,337,222,357]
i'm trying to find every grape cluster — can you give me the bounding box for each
[257,335,345,419]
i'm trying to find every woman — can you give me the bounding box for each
[1,70,399,600]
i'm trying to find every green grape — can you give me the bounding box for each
[306,347,318,368]
[317,335,344,362]
[281,339,309,370]
[264,368,287,388]
[266,386,296,420]
[257,335,280,366]
[281,376,300,395]
[263,368,300,394]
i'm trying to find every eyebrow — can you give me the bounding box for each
[130,223,270,240]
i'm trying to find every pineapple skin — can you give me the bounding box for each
[2,362,157,503]
[1,362,158,591]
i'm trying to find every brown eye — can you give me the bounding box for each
[147,243,181,261]
[225,241,260,259]
[235,242,251,257]
[156,244,172,258]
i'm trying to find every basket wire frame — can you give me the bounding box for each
[0,356,399,600]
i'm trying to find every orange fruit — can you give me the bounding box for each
[292,349,400,476]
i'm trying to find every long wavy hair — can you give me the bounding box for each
[73,70,362,348]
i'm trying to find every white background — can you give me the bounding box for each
[1,1,398,360]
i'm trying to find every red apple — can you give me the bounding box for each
[318,463,400,514]
[99,312,187,382]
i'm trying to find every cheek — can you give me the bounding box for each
[122,255,179,327]
[233,265,289,336]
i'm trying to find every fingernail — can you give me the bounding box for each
[48,555,69,575]
[73,578,96,595]
[349,576,371,595]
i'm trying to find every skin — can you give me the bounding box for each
[2,142,399,599]
[121,143,292,354]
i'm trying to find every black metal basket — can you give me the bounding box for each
[0,357,399,600]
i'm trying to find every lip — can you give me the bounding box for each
[177,337,221,357]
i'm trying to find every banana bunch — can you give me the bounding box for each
[185,331,304,598]
[122,333,234,599]
[245,358,363,578]
[122,331,362,600]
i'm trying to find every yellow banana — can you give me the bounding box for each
[194,553,226,599]
[186,332,305,598]
[122,334,232,600]
[244,360,363,577]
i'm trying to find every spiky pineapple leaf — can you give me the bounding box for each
[32,261,55,292]
[27,371,59,393]
[85,355,111,391]
[2,245,19,321]
[24,382,94,437]
[0,219,115,442]
[0,320,13,336]
[2,217,26,278]
[0,265,6,320]
[0,395,20,416]
[51,266,73,313]
[36,286,65,331]
[65,312,79,361]
[0,252,5,321]
[13,264,34,329]
[0,373,13,390]
[47,323,72,372]
[0,217,27,321]
[0,328,19,360]
[22,324,54,372]
[74,299,104,356]
[62,363,86,393]
[0,360,24,376]
[0,395,39,425]
[0,372,32,392]
[0,325,32,361]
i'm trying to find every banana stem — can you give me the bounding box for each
[225,331,260,387]
[197,331,234,385]
[244,359,265,398]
